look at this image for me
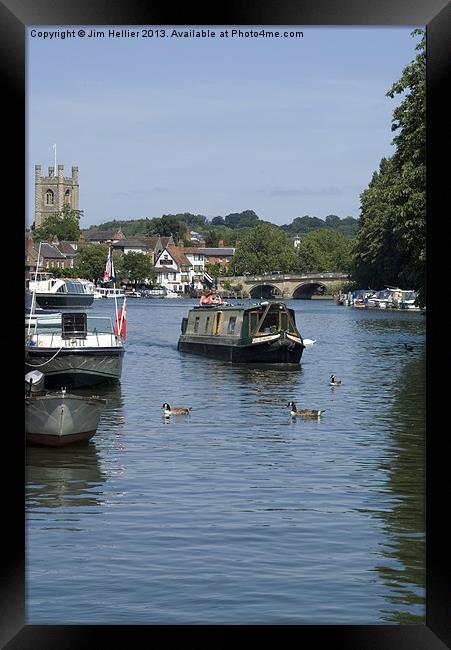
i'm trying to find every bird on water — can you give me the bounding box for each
[287,401,324,418]
[330,374,342,386]
[162,403,192,417]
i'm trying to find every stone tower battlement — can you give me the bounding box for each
[34,164,79,228]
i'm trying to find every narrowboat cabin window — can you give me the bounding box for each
[227,316,237,334]
[213,312,223,335]
[205,316,211,334]
[249,311,260,336]
[194,316,200,333]
[259,309,279,333]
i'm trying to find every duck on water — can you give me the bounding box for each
[177,301,304,364]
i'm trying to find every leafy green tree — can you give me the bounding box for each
[351,29,425,305]
[33,205,82,241]
[386,28,425,304]
[117,252,156,287]
[351,158,405,289]
[231,223,297,274]
[73,243,109,283]
[224,210,260,229]
[295,229,352,273]
[204,230,222,247]
[146,215,185,241]
[47,266,80,278]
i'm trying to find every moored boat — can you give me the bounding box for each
[177,300,304,363]
[26,276,94,309]
[25,388,107,446]
[25,310,125,388]
[95,286,126,299]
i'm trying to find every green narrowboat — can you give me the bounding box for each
[177,301,304,363]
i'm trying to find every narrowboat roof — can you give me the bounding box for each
[191,301,288,311]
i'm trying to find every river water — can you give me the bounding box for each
[25,298,426,625]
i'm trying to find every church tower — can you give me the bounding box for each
[34,164,79,228]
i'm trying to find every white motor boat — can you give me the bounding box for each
[26,276,94,309]
[25,311,125,388]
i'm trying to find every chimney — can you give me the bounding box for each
[185,224,191,241]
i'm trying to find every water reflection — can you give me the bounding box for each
[26,443,105,510]
[369,351,426,623]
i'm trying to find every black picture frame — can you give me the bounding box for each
[3,0,449,647]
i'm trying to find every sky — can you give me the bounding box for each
[26,25,422,229]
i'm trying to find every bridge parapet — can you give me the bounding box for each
[218,272,350,299]
[239,272,349,284]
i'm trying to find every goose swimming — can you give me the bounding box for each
[287,401,324,418]
[162,403,192,417]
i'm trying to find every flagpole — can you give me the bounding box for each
[28,241,41,335]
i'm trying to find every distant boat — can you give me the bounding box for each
[94,286,126,299]
[25,387,107,446]
[398,290,419,310]
[145,287,166,298]
[25,310,125,388]
[26,275,94,309]
[178,300,304,363]
[164,290,181,299]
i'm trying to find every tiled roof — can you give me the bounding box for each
[57,242,79,254]
[84,229,123,241]
[39,243,66,259]
[165,245,192,267]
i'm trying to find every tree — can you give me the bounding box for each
[231,223,297,274]
[73,243,109,283]
[146,215,185,241]
[210,216,225,226]
[33,205,82,241]
[351,29,425,305]
[224,210,260,229]
[351,158,405,289]
[295,229,352,273]
[386,28,425,305]
[118,252,156,287]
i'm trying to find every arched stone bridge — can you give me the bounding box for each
[218,272,350,300]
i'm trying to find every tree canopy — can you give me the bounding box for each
[352,29,425,305]
[296,229,352,273]
[116,251,156,286]
[230,223,298,274]
[73,243,109,283]
[33,205,82,242]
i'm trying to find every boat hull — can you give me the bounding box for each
[25,393,107,446]
[35,293,94,309]
[25,348,124,387]
[178,336,303,364]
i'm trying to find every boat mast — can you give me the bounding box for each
[27,241,42,335]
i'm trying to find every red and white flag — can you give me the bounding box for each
[114,299,127,340]
[103,245,115,283]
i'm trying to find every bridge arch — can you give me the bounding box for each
[292,282,327,299]
[248,283,283,299]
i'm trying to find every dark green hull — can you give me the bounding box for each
[178,335,303,364]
